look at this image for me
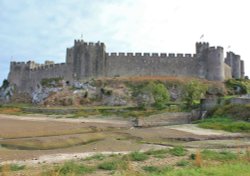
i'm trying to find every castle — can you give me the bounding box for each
[8,40,245,93]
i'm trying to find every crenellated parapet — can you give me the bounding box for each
[106,52,195,58]
[74,40,105,47]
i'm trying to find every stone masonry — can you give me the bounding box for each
[8,39,245,93]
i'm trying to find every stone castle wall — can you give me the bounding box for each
[7,40,245,93]
[8,61,72,92]
[106,53,201,78]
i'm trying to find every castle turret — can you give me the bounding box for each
[233,55,241,79]
[66,40,106,80]
[225,52,242,79]
[196,42,209,56]
[240,60,245,78]
[206,46,224,81]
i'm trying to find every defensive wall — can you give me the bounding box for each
[7,39,245,93]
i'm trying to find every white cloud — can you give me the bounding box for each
[0,0,249,84]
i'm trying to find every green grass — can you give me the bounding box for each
[212,104,250,121]
[98,161,117,170]
[45,161,94,176]
[176,160,189,167]
[130,151,149,161]
[150,162,250,176]
[98,159,128,171]
[197,116,250,133]
[201,150,238,161]
[0,164,25,172]
[145,149,169,158]
[169,146,186,156]
[84,153,106,161]
[142,166,160,173]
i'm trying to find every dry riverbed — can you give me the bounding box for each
[0,114,249,166]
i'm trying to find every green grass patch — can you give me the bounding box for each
[201,150,238,161]
[142,166,160,173]
[169,146,186,156]
[176,160,190,167]
[129,151,149,161]
[145,149,169,158]
[0,164,25,172]
[45,161,94,176]
[197,116,250,133]
[98,159,128,171]
[150,162,250,176]
[84,153,106,161]
[212,104,250,121]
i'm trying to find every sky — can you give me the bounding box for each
[0,0,249,84]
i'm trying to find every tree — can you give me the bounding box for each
[144,82,170,109]
[184,80,207,107]
[1,79,9,89]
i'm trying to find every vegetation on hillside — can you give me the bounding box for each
[197,104,250,133]
[225,79,250,95]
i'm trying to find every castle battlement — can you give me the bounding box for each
[209,46,224,51]
[74,40,105,47]
[106,52,195,58]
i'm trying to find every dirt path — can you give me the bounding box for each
[0,114,131,126]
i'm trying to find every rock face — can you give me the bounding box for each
[0,85,14,103]
[32,87,63,104]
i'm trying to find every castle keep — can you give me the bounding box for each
[8,40,245,93]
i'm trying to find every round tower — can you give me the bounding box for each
[206,46,224,81]
[232,55,241,79]
[240,60,245,78]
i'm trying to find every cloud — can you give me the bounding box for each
[0,0,249,85]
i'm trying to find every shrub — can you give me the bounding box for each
[98,161,117,170]
[1,79,9,89]
[44,161,94,176]
[213,104,250,121]
[130,151,149,161]
[139,82,170,109]
[169,146,186,156]
[225,79,250,95]
[41,77,63,87]
[183,80,207,108]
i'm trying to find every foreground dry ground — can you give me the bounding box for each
[0,114,249,165]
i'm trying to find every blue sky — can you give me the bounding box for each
[0,0,249,84]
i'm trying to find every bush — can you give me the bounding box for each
[169,146,186,156]
[1,79,9,89]
[183,80,207,108]
[139,82,170,109]
[98,161,117,170]
[40,77,63,87]
[130,151,149,161]
[145,149,168,158]
[213,104,250,121]
[45,161,94,176]
[225,79,250,95]
[98,159,128,171]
